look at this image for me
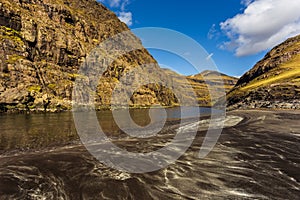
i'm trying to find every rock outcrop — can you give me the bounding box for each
[227,34,300,110]
[0,0,179,112]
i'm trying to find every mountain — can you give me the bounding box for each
[0,0,237,112]
[227,34,300,110]
[188,70,238,106]
[0,0,180,112]
[161,69,238,107]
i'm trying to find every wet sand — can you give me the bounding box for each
[0,110,299,199]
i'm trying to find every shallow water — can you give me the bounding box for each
[0,107,211,153]
[0,109,299,199]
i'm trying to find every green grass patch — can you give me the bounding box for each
[48,83,57,90]
[0,26,24,46]
[28,85,42,93]
[7,54,25,64]
[241,54,300,91]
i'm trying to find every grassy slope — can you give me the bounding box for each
[241,54,300,91]
[227,35,300,108]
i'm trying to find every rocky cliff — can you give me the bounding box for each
[0,0,180,112]
[0,0,237,112]
[227,34,300,110]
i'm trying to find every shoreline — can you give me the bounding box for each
[1,105,299,115]
[0,104,214,114]
[1,109,299,156]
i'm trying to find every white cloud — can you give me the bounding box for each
[99,0,133,26]
[118,12,133,26]
[241,0,254,6]
[207,24,217,40]
[220,0,300,56]
[99,0,130,10]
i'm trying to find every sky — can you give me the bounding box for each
[98,0,300,77]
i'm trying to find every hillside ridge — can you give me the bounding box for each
[227,34,300,110]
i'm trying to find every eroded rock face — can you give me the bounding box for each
[0,0,179,112]
[227,34,300,110]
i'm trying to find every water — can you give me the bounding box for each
[0,107,210,154]
[0,108,299,199]
[0,112,78,153]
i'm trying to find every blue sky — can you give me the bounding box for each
[98,0,300,77]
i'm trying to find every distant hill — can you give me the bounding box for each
[161,69,237,107]
[188,70,238,106]
[227,34,300,110]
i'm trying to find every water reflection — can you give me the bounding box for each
[0,113,77,152]
[0,107,208,153]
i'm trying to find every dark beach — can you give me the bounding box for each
[0,109,299,199]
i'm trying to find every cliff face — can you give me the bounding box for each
[0,0,238,112]
[227,34,300,110]
[0,0,179,112]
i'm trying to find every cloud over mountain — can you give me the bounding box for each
[118,11,133,26]
[220,0,300,56]
[99,0,133,26]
